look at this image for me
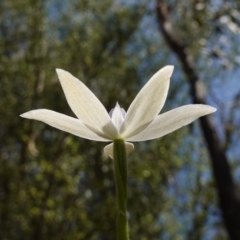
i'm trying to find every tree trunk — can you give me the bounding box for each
[155,1,240,239]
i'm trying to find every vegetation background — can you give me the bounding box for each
[0,0,240,239]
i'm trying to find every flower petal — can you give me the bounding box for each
[20,109,111,142]
[104,142,134,159]
[110,103,125,130]
[127,104,216,141]
[56,69,117,139]
[120,66,174,138]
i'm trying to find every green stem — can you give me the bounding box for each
[113,139,129,240]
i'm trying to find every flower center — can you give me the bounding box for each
[109,102,126,130]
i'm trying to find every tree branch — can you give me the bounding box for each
[155,1,240,239]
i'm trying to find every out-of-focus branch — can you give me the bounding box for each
[156,1,240,239]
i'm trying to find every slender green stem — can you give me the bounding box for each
[113,139,129,240]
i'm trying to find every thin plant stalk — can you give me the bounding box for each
[113,139,129,240]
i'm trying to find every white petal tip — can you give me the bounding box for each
[56,68,66,74]
[164,65,174,74]
[20,112,31,118]
[166,65,174,69]
[154,65,174,80]
[211,107,217,112]
[204,105,217,113]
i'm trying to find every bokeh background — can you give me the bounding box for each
[1,0,240,239]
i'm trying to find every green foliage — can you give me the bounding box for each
[0,0,223,239]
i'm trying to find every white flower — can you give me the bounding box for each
[20,66,216,158]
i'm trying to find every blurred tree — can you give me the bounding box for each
[1,0,239,239]
[0,0,184,239]
[156,0,240,239]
